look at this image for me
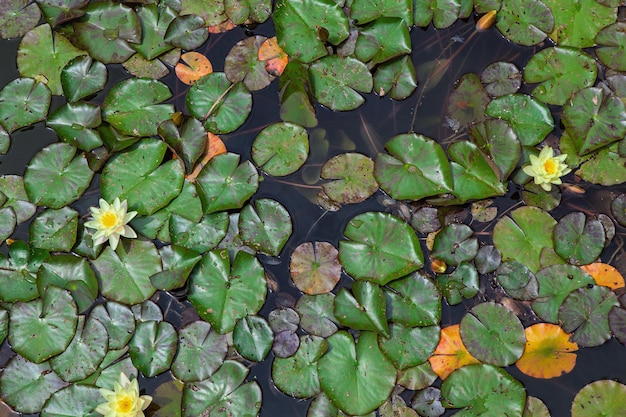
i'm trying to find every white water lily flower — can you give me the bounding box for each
[95,372,152,417]
[84,197,137,250]
[522,146,571,192]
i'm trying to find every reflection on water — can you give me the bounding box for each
[1,14,626,417]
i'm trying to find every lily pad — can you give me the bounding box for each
[386,272,441,327]
[596,22,626,72]
[374,133,453,200]
[150,245,203,291]
[0,176,36,224]
[28,207,78,252]
[272,334,327,398]
[131,4,176,60]
[0,77,51,133]
[413,0,460,28]
[468,121,520,181]
[373,55,418,100]
[553,212,605,265]
[524,46,597,105]
[354,17,411,65]
[165,14,209,50]
[576,143,626,186]
[233,315,273,362]
[428,324,480,380]
[61,54,107,103]
[0,0,40,39]
[516,323,578,379]
[158,117,207,174]
[447,73,490,127]
[290,241,342,295]
[317,331,396,416]
[47,101,102,151]
[278,61,317,127]
[90,301,135,350]
[480,61,522,97]
[436,261,479,305]
[224,0,272,25]
[339,211,423,284]
[295,293,339,337]
[169,212,229,253]
[431,223,478,266]
[496,0,554,46]
[309,55,373,111]
[170,320,227,382]
[129,320,178,377]
[542,0,615,48]
[40,384,102,417]
[379,323,440,370]
[572,380,626,417]
[37,254,98,313]
[225,36,274,91]
[350,0,412,27]
[496,260,539,301]
[9,286,77,364]
[334,280,389,337]
[251,122,309,176]
[410,388,444,417]
[321,153,378,204]
[0,241,48,303]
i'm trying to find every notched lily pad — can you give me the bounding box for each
[321,153,378,204]
[225,35,275,91]
[252,122,308,176]
[290,241,341,295]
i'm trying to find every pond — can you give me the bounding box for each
[1,1,626,417]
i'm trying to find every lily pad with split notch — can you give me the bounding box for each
[496,260,539,301]
[350,0,412,27]
[225,36,275,91]
[496,0,554,46]
[295,293,339,337]
[224,0,272,24]
[373,55,418,100]
[436,261,479,306]
[290,241,341,295]
[386,271,441,327]
[90,301,135,350]
[542,0,616,48]
[169,212,229,253]
[468,120,520,181]
[571,380,626,417]
[553,212,605,266]
[576,143,626,186]
[239,198,292,256]
[447,73,490,127]
[46,102,102,151]
[37,254,98,313]
[480,61,522,97]
[233,315,273,362]
[29,207,78,252]
[149,245,202,291]
[596,22,626,72]
[334,280,388,337]
[172,320,228,382]
[379,323,440,370]
[129,320,178,377]
[0,77,51,134]
[321,153,378,205]
[272,334,327,398]
[165,14,209,50]
[431,223,478,266]
[0,0,40,39]
[413,0,460,29]
[309,55,373,111]
[40,384,102,417]
[251,122,308,177]
[272,329,300,358]
[158,117,207,174]
[131,4,176,61]
[522,182,562,211]
[354,17,412,65]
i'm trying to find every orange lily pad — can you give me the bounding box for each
[515,323,578,379]
[258,36,288,76]
[428,324,480,380]
[175,52,213,85]
[208,20,237,33]
[581,263,625,290]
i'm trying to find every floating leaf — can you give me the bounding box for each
[428,324,480,380]
[233,315,273,362]
[169,212,229,253]
[447,73,490,127]
[318,331,396,416]
[131,4,176,60]
[374,55,418,100]
[350,0,412,27]
[354,17,411,65]
[90,301,135,350]
[159,117,207,174]
[379,323,440,370]
[431,223,478,266]
[295,293,339,337]
[523,396,551,417]
[480,61,522,97]
[47,101,102,151]
[121,48,179,80]
[60,55,107,103]
[224,0,272,25]
[542,0,615,48]
[171,320,227,382]
[397,362,438,391]
[596,22,626,72]
[572,380,626,417]
[493,206,557,273]
[225,36,274,91]
[273,0,349,63]
[436,261,479,305]
[339,211,423,284]
[496,260,539,301]
[9,286,77,364]
[102,78,174,137]
[272,334,327,398]
[29,207,78,252]
[611,193,626,226]
[321,153,378,204]
[175,52,213,85]
[258,36,288,76]
[0,241,47,303]
[496,0,553,46]
[410,387,444,417]
[132,300,163,323]
[0,0,40,39]
[0,78,51,133]
[413,0,460,28]
[165,14,209,51]
[524,46,597,105]
[581,263,625,289]
[374,133,453,200]
[576,143,626,186]
[150,245,202,291]
[441,364,526,415]
[129,320,178,377]
[251,122,308,176]
[37,254,98,313]
[386,271,441,327]
[553,212,605,265]
[309,55,373,111]
[290,241,341,295]
[17,23,86,95]
[515,323,578,379]
[268,308,300,334]
[272,329,300,358]
[468,120,520,181]
[186,72,252,134]
[334,280,389,337]
[91,239,161,305]
[40,384,102,417]
[521,181,562,211]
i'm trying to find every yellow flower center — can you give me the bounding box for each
[101,211,118,228]
[116,395,134,413]
[543,159,557,175]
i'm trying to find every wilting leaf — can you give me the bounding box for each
[581,263,625,289]
[515,323,577,379]
[428,325,480,380]
[290,241,341,295]
[175,52,213,85]
[258,36,289,76]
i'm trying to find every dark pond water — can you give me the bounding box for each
[1,14,626,417]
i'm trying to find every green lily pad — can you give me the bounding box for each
[576,143,626,186]
[522,181,562,211]
[441,364,526,416]
[29,207,78,252]
[132,300,163,323]
[562,87,626,155]
[373,55,418,100]
[180,0,226,26]
[90,301,135,350]
[72,1,141,64]
[278,61,318,127]
[334,280,389,337]
[350,0,412,27]
[0,207,16,243]
[553,212,605,265]
[295,293,339,337]
[524,46,597,105]
[239,198,292,256]
[398,361,438,391]
[164,14,209,50]
[559,285,618,347]
[431,223,478,266]
[0,0,40,39]
[480,61,522,97]
[460,301,525,366]
[37,254,98,313]
[596,22,626,72]
[41,384,102,417]
[309,55,373,111]
[0,309,6,345]
[379,323,440,370]
[468,120,520,181]
[188,249,266,334]
[493,206,557,273]
[0,175,35,224]
[122,48,179,80]
[0,125,7,154]
[485,94,554,147]
[186,72,252,134]
[321,153,378,205]
[158,117,207,174]
[251,122,309,176]
[318,331,396,416]
[150,245,202,291]
[131,4,175,60]
[37,0,87,27]
[386,272,441,327]
[413,0,460,28]
[61,55,107,103]
[0,77,51,133]
[102,78,174,137]
[49,315,108,382]
[17,23,86,95]
[182,360,262,417]
[531,264,595,323]
[572,380,626,417]
[354,17,411,65]
[101,138,184,216]
[307,393,340,417]
[233,315,273,362]
[475,245,502,274]
[339,211,423,284]
[496,260,539,301]
[0,355,68,414]
[447,73,490,127]
[225,36,274,91]
[47,101,102,151]
[272,334,327,398]
[9,286,77,364]
[273,0,349,63]
[224,0,272,23]
[542,0,615,48]
[0,241,48,303]
[496,0,554,46]
[129,320,178,377]
[374,133,453,200]
[611,193,626,227]
[91,239,161,305]
[169,212,229,253]
[436,261,479,305]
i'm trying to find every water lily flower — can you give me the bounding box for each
[84,197,137,250]
[522,146,571,192]
[95,372,152,417]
